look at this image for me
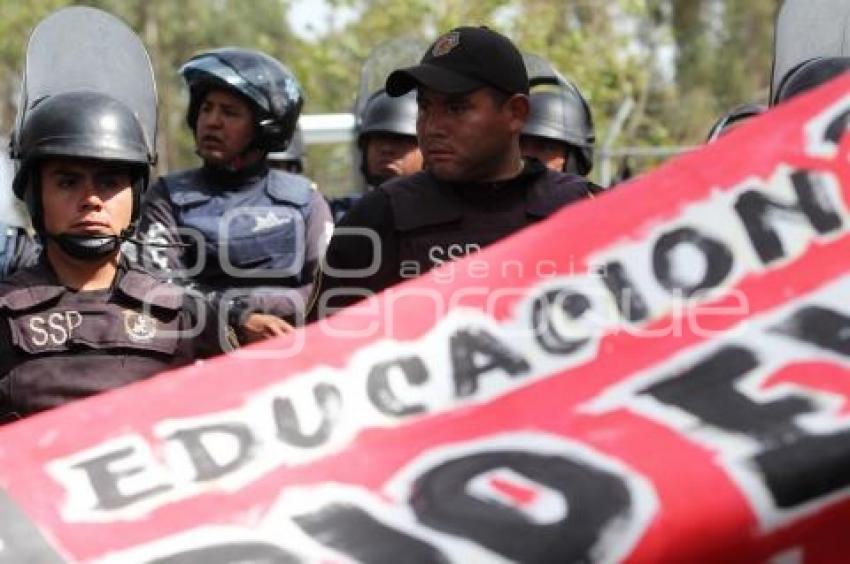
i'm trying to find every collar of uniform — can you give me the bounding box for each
[386,159,550,232]
[446,157,548,200]
[201,159,270,190]
[115,268,183,311]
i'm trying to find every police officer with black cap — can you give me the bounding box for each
[0,7,225,422]
[140,48,333,343]
[312,26,597,317]
[329,89,423,223]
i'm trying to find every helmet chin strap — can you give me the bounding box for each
[47,223,142,261]
[48,232,124,261]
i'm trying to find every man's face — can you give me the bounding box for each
[416,86,524,183]
[195,89,257,166]
[364,132,423,183]
[41,158,134,238]
[520,135,569,172]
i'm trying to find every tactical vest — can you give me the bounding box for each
[164,168,314,288]
[385,169,591,276]
[0,264,198,419]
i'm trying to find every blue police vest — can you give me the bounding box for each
[163,168,313,287]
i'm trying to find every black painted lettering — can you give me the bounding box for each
[596,261,650,323]
[147,542,301,564]
[450,328,530,398]
[167,423,256,482]
[294,503,449,564]
[72,447,172,511]
[734,171,844,264]
[822,108,850,147]
[367,356,429,417]
[770,305,850,357]
[411,450,631,562]
[642,346,813,442]
[273,382,341,448]
[653,227,734,297]
[531,288,591,355]
[640,343,850,509]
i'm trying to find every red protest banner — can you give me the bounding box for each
[3,75,850,563]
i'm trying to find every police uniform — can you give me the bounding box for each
[313,158,597,314]
[0,224,40,280]
[140,161,333,327]
[0,257,224,420]
[138,48,333,330]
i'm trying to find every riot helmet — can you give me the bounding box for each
[12,91,151,259]
[9,6,157,261]
[181,48,304,152]
[357,89,418,144]
[770,0,850,104]
[521,82,595,176]
[774,56,850,104]
[706,103,767,142]
[267,124,306,173]
[356,89,421,185]
[520,54,595,176]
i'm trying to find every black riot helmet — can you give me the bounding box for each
[357,89,418,145]
[706,103,767,142]
[773,56,850,105]
[356,89,419,184]
[12,91,151,259]
[770,0,850,104]
[267,124,305,173]
[13,91,151,229]
[522,81,595,176]
[181,47,304,152]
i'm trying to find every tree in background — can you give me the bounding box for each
[0,0,783,194]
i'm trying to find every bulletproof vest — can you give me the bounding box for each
[164,168,313,289]
[0,263,196,420]
[385,169,591,277]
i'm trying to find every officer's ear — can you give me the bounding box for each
[503,93,529,134]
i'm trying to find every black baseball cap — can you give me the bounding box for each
[386,26,529,97]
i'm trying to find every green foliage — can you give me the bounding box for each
[0,0,782,189]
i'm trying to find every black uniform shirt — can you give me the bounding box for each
[311,158,599,317]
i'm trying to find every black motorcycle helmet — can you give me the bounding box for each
[13,91,151,230]
[181,47,304,153]
[356,89,418,183]
[773,56,850,105]
[522,80,595,176]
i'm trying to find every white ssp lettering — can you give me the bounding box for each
[28,311,83,347]
[429,243,481,266]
